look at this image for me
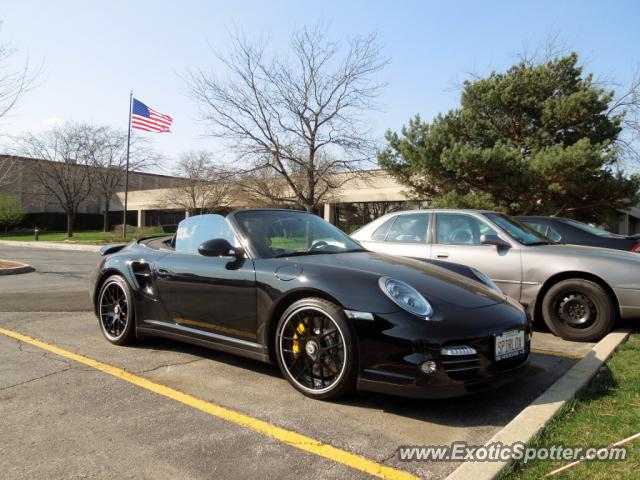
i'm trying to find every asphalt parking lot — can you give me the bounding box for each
[0,245,598,479]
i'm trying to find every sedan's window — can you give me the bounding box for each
[546,226,562,242]
[435,213,497,245]
[484,213,550,245]
[385,214,429,243]
[175,214,237,254]
[524,221,548,236]
[563,219,618,238]
[521,220,563,242]
[371,217,395,241]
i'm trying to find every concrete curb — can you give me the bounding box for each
[0,260,34,275]
[445,328,632,480]
[0,240,102,253]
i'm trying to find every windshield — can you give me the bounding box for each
[484,213,551,245]
[562,219,618,238]
[234,210,365,259]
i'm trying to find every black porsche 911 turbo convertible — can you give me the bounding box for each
[90,209,531,400]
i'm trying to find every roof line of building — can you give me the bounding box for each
[0,154,185,181]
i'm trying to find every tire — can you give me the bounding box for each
[275,298,357,400]
[97,275,136,346]
[541,279,615,342]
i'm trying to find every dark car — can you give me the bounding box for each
[90,209,530,400]
[519,216,640,253]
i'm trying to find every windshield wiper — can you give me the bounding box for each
[526,240,551,246]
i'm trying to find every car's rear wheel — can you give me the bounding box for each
[275,298,356,400]
[541,279,615,342]
[98,275,136,345]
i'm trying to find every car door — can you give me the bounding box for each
[430,212,523,301]
[359,212,431,259]
[153,214,258,345]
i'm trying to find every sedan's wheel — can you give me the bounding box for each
[98,275,136,345]
[541,279,615,342]
[275,298,356,400]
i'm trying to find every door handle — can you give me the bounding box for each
[156,268,172,278]
[435,252,449,259]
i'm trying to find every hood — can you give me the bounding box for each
[529,243,640,262]
[290,251,506,310]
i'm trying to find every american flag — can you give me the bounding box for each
[131,98,173,132]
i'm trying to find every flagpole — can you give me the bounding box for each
[123,91,133,239]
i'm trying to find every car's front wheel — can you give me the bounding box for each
[275,298,356,400]
[541,279,615,342]
[97,275,136,345]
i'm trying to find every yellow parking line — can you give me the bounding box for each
[530,347,585,360]
[0,326,419,480]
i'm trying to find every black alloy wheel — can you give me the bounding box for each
[98,275,136,345]
[276,298,356,400]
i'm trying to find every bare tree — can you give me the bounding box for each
[92,127,159,231]
[0,155,16,188]
[187,26,387,212]
[609,70,640,169]
[16,123,102,237]
[237,165,299,208]
[159,151,234,215]
[0,24,38,188]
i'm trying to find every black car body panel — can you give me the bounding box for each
[90,209,531,398]
[520,216,640,252]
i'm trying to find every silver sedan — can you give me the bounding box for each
[352,209,640,342]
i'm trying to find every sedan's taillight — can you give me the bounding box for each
[632,243,640,253]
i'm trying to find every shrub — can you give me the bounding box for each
[0,195,26,233]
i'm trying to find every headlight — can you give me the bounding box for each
[470,268,502,293]
[378,276,433,319]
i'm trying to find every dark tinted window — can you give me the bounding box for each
[523,221,548,236]
[563,219,618,238]
[385,214,429,244]
[546,226,562,242]
[521,219,563,242]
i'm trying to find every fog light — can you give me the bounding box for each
[440,345,477,356]
[420,360,437,375]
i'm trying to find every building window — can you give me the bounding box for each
[335,201,425,232]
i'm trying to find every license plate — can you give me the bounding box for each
[495,330,525,361]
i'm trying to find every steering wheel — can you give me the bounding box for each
[309,241,329,251]
[449,229,473,244]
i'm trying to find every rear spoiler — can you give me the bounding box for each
[626,234,640,240]
[99,243,129,256]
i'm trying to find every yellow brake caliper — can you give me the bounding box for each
[291,316,310,354]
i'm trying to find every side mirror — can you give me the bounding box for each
[480,234,511,249]
[198,238,243,258]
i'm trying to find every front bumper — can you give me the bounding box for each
[358,358,529,399]
[352,303,532,399]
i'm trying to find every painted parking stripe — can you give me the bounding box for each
[0,326,419,480]
[530,347,585,360]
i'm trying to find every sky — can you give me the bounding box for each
[0,0,639,174]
